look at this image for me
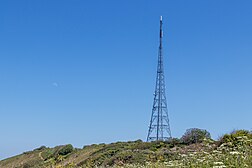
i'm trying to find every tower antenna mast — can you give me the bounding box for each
[147,16,172,141]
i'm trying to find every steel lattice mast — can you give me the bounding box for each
[147,16,172,141]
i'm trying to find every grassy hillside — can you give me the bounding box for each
[0,129,251,168]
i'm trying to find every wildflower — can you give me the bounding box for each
[229,151,240,155]
[180,154,187,157]
[197,158,204,162]
[213,166,226,168]
[213,161,224,165]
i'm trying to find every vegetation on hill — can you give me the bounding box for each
[0,129,251,168]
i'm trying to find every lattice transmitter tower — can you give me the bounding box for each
[147,16,172,141]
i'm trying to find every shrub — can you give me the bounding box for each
[231,129,251,137]
[149,141,166,151]
[219,129,252,146]
[181,128,211,145]
[41,144,74,161]
[135,139,143,143]
[33,145,47,151]
[41,148,55,160]
[57,144,74,155]
[168,138,182,147]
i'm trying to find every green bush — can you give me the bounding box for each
[219,129,252,146]
[41,149,54,160]
[231,129,251,137]
[33,145,47,151]
[181,128,211,145]
[57,144,74,155]
[41,144,74,161]
[167,138,182,148]
[149,141,166,151]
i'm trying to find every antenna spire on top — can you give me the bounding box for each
[160,16,163,21]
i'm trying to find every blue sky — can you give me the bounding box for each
[1,0,252,160]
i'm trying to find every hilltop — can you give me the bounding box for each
[0,129,251,168]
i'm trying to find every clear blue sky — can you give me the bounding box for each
[1,0,252,160]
